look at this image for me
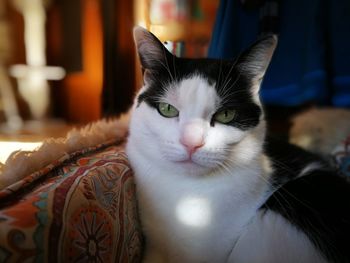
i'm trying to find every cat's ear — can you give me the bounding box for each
[236,34,277,93]
[133,26,174,71]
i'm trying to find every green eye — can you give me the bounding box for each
[158,102,179,118]
[214,109,236,124]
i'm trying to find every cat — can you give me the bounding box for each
[126,27,350,263]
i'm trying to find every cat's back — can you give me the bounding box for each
[230,138,350,263]
[262,169,350,263]
[249,138,350,263]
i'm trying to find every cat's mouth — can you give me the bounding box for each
[163,147,222,170]
[177,159,201,166]
[175,157,218,170]
[174,158,205,169]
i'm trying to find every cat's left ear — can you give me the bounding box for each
[133,26,175,86]
[236,34,278,94]
[133,26,174,71]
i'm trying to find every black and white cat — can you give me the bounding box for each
[126,27,350,263]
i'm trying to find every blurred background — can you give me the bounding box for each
[0,0,218,161]
[0,0,349,162]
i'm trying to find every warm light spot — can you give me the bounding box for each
[0,141,42,163]
[176,197,211,228]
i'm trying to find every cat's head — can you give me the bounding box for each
[128,27,277,176]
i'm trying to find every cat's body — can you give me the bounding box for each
[126,27,350,263]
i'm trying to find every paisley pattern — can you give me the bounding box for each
[0,141,142,262]
[67,205,113,262]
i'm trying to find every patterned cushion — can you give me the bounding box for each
[0,140,142,262]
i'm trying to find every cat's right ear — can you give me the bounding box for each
[133,26,173,71]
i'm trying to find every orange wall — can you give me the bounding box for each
[63,0,103,123]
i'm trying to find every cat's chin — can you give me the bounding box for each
[172,159,217,176]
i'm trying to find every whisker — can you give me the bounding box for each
[214,156,325,222]
[172,55,177,80]
[219,57,240,95]
[221,61,237,92]
[162,47,174,82]
[215,60,223,92]
[220,72,242,100]
[143,57,174,81]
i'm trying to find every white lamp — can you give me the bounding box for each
[10,0,65,119]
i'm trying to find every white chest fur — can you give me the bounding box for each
[127,141,329,263]
[126,142,270,263]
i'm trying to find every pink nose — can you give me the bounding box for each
[180,123,205,155]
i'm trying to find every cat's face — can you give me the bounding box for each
[128,27,277,176]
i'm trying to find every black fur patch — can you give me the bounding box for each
[264,137,328,187]
[138,57,262,131]
[262,138,350,263]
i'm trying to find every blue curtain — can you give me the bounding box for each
[208,0,350,107]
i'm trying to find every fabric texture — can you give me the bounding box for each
[209,0,350,107]
[0,118,129,190]
[0,140,142,263]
